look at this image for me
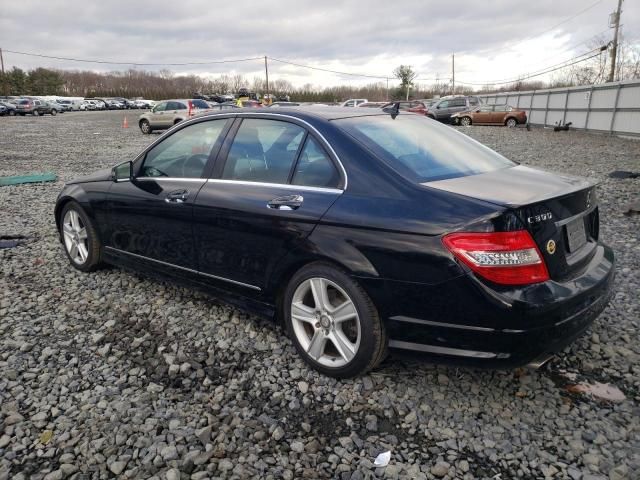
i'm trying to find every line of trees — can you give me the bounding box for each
[1,37,638,101]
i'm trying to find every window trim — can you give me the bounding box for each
[130,112,348,189]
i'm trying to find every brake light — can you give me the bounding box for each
[188,100,194,117]
[442,231,549,285]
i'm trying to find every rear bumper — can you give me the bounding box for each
[372,243,615,368]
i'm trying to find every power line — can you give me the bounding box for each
[456,49,605,86]
[267,56,389,80]
[2,49,262,66]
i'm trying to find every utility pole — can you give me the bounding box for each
[264,55,270,104]
[452,53,455,94]
[0,48,7,97]
[608,0,623,83]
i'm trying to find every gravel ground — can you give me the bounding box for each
[0,111,638,480]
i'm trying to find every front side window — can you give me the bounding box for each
[336,115,515,182]
[153,102,167,112]
[292,136,339,188]
[166,101,186,111]
[139,120,228,178]
[437,100,449,109]
[222,119,304,184]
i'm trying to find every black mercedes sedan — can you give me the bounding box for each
[54,108,615,378]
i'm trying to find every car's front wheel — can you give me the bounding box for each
[284,263,387,378]
[460,116,472,126]
[60,202,102,272]
[139,119,152,134]
[32,110,39,116]
[51,109,57,116]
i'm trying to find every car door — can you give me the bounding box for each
[148,101,170,127]
[475,105,494,124]
[434,100,449,120]
[106,118,232,274]
[193,116,344,293]
[492,105,509,124]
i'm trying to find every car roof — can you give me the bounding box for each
[195,106,392,122]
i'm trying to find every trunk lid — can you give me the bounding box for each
[425,166,600,281]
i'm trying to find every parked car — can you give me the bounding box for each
[50,100,68,113]
[55,108,614,378]
[14,99,59,116]
[133,99,154,109]
[206,102,239,111]
[269,102,301,107]
[381,100,429,114]
[426,95,481,123]
[0,101,17,116]
[138,99,211,133]
[452,104,527,127]
[341,98,368,107]
[355,102,386,108]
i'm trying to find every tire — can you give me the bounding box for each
[283,262,387,378]
[32,110,39,116]
[139,119,152,134]
[505,117,518,128]
[9,110,15,116]
[174,119,182,125]
[51,109,58,116]
[59,202,103,272]
[460,116,472,126]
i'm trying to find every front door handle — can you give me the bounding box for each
[267,194,303,210]
[165,189,189,203]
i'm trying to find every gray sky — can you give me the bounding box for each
[1,0,638,89]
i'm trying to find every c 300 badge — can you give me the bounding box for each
[546,239,556,254]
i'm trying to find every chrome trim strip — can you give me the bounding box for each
[104,246,261,291]
[390,315,495,332]
[388,340,500,359]
[554,204,597,227]
[135,177,206,183]
[206,178,343,194]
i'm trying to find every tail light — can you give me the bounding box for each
[188,100,194,117]
[442,230,549,285]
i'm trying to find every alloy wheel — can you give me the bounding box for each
[62,209,89,265]
[461,117,471,126]
[290,277,361,368]
[506,118,517,128]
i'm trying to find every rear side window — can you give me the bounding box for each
[192,99,210,109]
[222,119,304,184]
[450,99,466,107]
[292,137,339,188]
[469,97,479,105]
[336,115,515,182]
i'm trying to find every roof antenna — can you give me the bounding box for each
[382,101,400,119]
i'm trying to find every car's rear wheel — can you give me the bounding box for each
[506,117,517,128]
[284,263,387,378]
[9,110,15,116]
[32,110,39,116]
[139,119,152,134]
[460,116,472,126]
[51,109,57,116]
[60,202,102,272]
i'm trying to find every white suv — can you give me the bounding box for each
[341,98,368,107]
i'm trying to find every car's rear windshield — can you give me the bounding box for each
[191,99,210,109]
[334,115,515,182]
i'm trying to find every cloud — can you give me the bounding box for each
[1,0,637,88]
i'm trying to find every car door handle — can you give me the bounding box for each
[267,194,303,210]
[165,190,189,203]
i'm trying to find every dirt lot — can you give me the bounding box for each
[1,110,639,480]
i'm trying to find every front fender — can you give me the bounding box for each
[54,182,112,242]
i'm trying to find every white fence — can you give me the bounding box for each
[478,79,640,137]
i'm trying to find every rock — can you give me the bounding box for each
[431,461,450,477]
[196,425,211,445]
[43,470,63,480]
[459,460,469,472]
[298,381,309,394]
[161,445,179,461]
[305,439,321,453]
[272,426,285,441]
[166,468,180,480]
[290,441,304,453]
[218,459,233,471]
[4,413,24,425]
[404,411,417,423]
[109,461,128,475]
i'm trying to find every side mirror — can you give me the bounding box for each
[112,161,133,182]
[436,105,441,109]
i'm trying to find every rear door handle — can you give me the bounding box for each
[267,194,303,210]
[165,189,189,203]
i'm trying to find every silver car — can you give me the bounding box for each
[138,99,211,134]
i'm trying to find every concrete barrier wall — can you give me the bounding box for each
[478,80,640,137]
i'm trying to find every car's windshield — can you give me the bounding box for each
[335,115,515,182]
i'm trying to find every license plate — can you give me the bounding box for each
[566,217,587,252]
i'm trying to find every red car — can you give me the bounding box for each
[382,100,428,115]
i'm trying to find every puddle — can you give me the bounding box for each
[609,170,639,179]
[565,382,626,402]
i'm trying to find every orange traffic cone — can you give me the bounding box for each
[122,116,129,128]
